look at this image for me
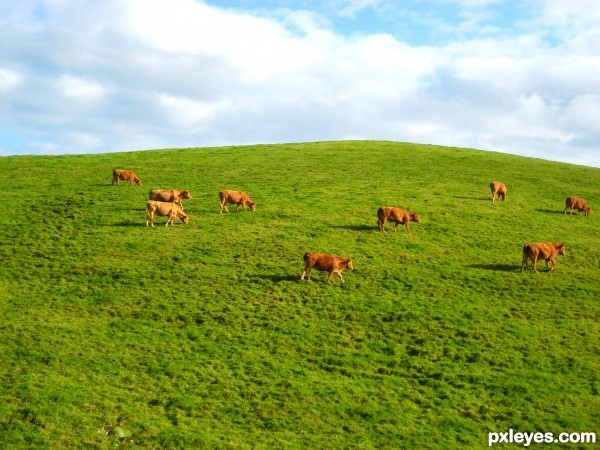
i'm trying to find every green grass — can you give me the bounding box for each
[0,141,599,449]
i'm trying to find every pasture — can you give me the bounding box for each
[0,141,599,448]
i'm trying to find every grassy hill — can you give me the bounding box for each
[0,141,598,449]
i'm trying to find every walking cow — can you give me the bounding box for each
[564,196,590,216]
[377,207,421,233]
[521,242,566,273]
[490,181,507,202]
[112,169,142,186]
[146,201,189,227]
[149,189,192,210]
[301,252,353,283]
[219,189,256,213]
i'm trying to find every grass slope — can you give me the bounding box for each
[0,141,599,449]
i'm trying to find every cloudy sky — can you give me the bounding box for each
[1,0,599,167]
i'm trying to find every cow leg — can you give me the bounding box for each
[301,267,312,281]
[378,219,386,232]
[393,223,398,233]
[336,271,345,283]
[532,257,539,274]
[146,212,154,227]
[166,213,175,227]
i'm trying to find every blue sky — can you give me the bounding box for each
[1,0,599,167]
[208,0,524,44]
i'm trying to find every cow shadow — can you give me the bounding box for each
[454,196,490,202]
[112,221,145,227]
[330,224,374,231]
[537,209,564,215]
[249,274,298,283]
[467,264,519,272]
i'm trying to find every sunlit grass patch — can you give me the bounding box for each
[1,141,599,448]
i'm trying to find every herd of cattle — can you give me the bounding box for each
[112,170,591,280]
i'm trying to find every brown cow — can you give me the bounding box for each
[112,169,142,186]
[521,242,566,273]
[301,252,353,283]
[149,189,192,210]
[219,189,256,213]
[564,196,590,216]
[377,206,421,233]
[490,181,507,202]
[146,200,189,227]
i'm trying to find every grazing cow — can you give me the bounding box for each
[377,206,421,233]
[521,242,566,273]
[219,189,256,213]
[301,252,353,283]
[564,196,590,216]
[112,169,142,186]
[146,200,189,227]
[490,181,507,202]
[149,189,192,210]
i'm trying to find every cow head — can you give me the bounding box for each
[345,259,354,270]
[585,206,591,216]
[135,177,143,186]
[411,213,421,223]
[249,202,256,212]
[557,243,566,256]
[182,191,192,200]
[180,212,189,224]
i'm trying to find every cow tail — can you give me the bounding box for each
[376,207,384,226]
[303,252,309,262]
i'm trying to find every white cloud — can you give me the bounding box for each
[55,74,106,103]
[0,68,22,91]
[431,0,503,6]
[332,0,388,17]
[0,0,599,167]
[156,94,231,129]
[560,94,600,134]
[66,132,103,151]
[125,0,325,82]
